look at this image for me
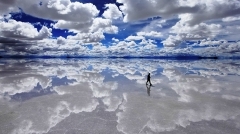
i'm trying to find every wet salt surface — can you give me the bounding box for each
[0,59,240,134]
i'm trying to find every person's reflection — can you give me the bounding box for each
[146,84,151,96]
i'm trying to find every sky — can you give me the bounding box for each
[0,0,240,57]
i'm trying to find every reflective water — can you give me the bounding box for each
[0,59,240,134]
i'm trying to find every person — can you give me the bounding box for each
[146,73,152,86]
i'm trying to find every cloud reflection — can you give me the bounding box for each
[0,59,240,134]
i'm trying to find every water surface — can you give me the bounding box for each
[0,59,240,134]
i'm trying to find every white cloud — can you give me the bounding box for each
[109,41,137,55]
[56,36,67,45]
[137,31,163,39]
[125,35,145,41]
[54,17,119,34]
[90,18,118,34]
[162,35,183,47]
[112,38,120,42]
[0,19,52,40]
[117,0,240,25]
[222,16,240,22]
[117,0,200,22]
[67,32,105,44]
[162,18,222,47]
[53,20,92,32]
[19,0,99,23]
[28,38,88,56]
[54,18,118,46]
[180,0,240,26]
[197,39,224,46]
[103,4,122,20]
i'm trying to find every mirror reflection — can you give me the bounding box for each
[0,59,240,134]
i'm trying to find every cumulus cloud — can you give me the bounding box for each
[30,38,88,54]
[117,0,240,25]
[54,18,118,46]
[67,32,105,44]
[53,20,92,32]
[103,4,123,20]
[109,41,137,55]
[162,17,222,47]
[54,17,118,34]
[117,0,201,22]
[137,31,163,39]
[125,35,145,41]
[0,19,52,40]
[90,18,118,34]
[112,38,119,42]
[19,0,99,23]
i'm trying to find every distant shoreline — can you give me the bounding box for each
[0,55,240,60]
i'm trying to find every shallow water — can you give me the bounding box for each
[0,59,240,134]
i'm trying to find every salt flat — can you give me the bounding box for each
[0,59,240,134]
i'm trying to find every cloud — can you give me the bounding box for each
[117,0,240,25]
[222,16,240,22]
[117,0,201,22]
[162,35,183,47]
[19,0,99,23]
[54,17,119,34]
[109,41,138,55]
[182,0,240,26]
[0,0,18,15]
[197,39,224,46]
[114,0,240,50]
[137,31,163,39]
[90,18,118,34]
[103,4,123,20]
[31,38,88,54]
[162,18,222,47]
[67,32,105,44]
[0,19,52,40]
[56,36,66,45]
[112,38,119,42]
[0,19,52,55]
[125,35,145,41]
[55,18,118,46]
[53,20,92,32]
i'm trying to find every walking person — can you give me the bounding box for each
[146,73,152,86]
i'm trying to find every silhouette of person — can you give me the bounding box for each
[146,84,151,96]
[146,73,152,86]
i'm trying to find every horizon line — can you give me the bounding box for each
[1,55,240,60]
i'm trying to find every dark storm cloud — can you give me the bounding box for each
[0,37,35,54]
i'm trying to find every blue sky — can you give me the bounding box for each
[0,0,240,57]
